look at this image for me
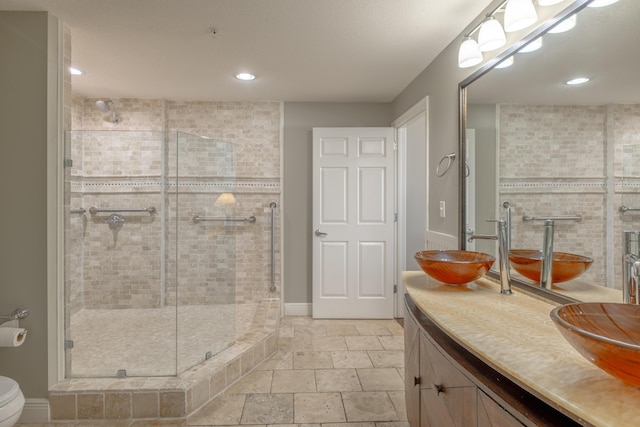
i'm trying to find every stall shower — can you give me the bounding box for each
[63,130,277,378]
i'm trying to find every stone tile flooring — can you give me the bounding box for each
[17,316,407,427]
[186,316,407,427]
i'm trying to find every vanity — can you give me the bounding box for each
[403,271,640,427]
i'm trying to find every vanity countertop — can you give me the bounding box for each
[403,271,640,427]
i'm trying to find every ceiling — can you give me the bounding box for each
[0,0,494,102]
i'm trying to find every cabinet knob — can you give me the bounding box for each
[414,376,421,386]
[434,384,444,396]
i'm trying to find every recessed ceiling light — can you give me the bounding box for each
[69,67,84,76]
[236,73,256,81]
[566,77,590,85]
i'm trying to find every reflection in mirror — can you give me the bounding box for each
[461,0,640,300]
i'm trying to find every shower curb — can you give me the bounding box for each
[48,298,280,424]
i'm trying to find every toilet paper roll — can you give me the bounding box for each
[0,327,27,347]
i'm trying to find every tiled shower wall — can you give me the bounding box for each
[499,104,640,288]
[67,97,281,312]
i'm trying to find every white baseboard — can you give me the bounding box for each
[18,398,50,423]
[284,303,311,316]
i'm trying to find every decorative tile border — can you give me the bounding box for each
[69,176,281,194]
[500,178,606,194]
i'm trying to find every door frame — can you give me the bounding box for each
[392,97,429,318]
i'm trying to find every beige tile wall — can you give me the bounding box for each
[499,103,640,288]
[66,98,281,311]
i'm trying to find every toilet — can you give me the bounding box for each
[0,377,24,427]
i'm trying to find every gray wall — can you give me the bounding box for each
[0,11,58,398]
[404,114,427,270]
[390,0,571,239]
[282,103,390,304]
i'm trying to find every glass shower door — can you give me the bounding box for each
[174,132,237,374]
[63,130,177,378]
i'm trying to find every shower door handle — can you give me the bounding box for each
[314,229,328,237]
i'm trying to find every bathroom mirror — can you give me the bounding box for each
[460,0,640,301]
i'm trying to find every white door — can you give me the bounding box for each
[312,127,396,319]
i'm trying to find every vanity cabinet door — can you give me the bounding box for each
[419,332,477,427]
[405,311,421,427]
[477,390,525,427]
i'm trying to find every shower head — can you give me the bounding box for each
[95,99,112,112]
[95,99,119,125]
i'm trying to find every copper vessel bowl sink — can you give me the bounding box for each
[414,250,495,285]
[508,249,593,284]
[550,303,640,387]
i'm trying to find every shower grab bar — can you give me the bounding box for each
[70,208,86,214]
[620,206,640,214]
[89,206,156,215]
[522,214,582,222]
[270,202,277,292]
[193,215,256,223]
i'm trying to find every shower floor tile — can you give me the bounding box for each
[68,303,258,377]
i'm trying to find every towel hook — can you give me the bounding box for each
[436,153,456,177]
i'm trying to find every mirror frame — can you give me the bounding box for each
[457,0,593,303]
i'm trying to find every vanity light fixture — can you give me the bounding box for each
[69,67,84,76]
[457,0,543,69]
[518,36,543,53]
[504,0,538,33]
[495,56,515,69]
[458,36,484,68]
[587,0,619,7]
[478,16,507,52]
[235,72,256,81]
[566,77,590,85]
[548,14,577,33]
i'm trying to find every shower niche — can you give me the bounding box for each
[63,130,240,378]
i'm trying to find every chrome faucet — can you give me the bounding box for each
[623,231,640,304]
[540,220,555,290]
[468,220,512,295]
[503,201,512,254]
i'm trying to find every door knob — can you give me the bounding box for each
[315,229,328,237]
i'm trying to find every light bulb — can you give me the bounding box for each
[548,14,577,33]
[519,37,543,53]
[478,17,506,52]
[458,37,483,68]
[495,56,514,69]
[504,0,538,33]
[538,0,564,5]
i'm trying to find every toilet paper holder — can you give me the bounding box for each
[0,307,29,320]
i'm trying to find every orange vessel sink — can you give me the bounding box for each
[414,250,495,285]
[508,249,593,284]
[550,303,640,387]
